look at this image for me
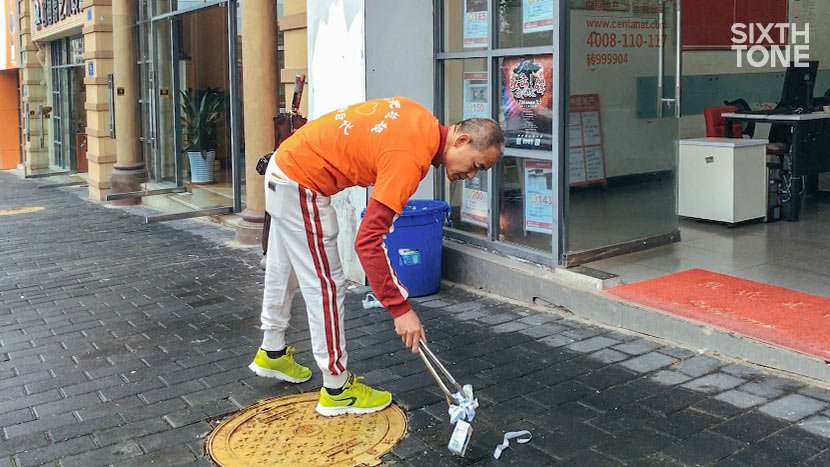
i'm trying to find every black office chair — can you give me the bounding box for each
[723,98,756,137]
[812,89,830,108]
[724,98,788,156]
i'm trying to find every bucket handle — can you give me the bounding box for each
[443,205,452,227]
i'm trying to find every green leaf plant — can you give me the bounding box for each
[180,88,223,159]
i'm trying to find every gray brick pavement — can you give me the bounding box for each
[3,172,830,466]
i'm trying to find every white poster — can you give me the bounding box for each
[580,111,602,146]
[568,112,583,148]
[463,0,488,48]
[461,172,488,227]
[524,159,554,234]
[585,146,605,180]
[463,72,489,119]
[568,147,586,184]
[523,0,554,34]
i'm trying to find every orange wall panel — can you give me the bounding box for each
[0,70,20,169]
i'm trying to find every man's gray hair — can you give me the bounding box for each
[455,118,505,154]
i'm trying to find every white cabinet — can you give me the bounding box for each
[678,138,767,224]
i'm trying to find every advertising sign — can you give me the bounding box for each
[568,94,607,186]
[524,159,554,234]
[31,0,82,31]
[501,55,553,151]
[460,171,488,228]
[463,0,488,48]
[462,72,488,119]
[523,0,554,34]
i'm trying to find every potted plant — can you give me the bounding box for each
[181,88,223,184]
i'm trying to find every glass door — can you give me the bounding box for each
[49,37,86,172]
[139,1,238,205]
[49,43,66,169]
[132,0,242,220]
[153,14,180,185]
[137,2,154,181]
[565,0,681,263]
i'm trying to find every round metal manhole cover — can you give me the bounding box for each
[0,207,45,216]
[206,392,407,466]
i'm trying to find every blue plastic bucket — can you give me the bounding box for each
[363,199,450,298]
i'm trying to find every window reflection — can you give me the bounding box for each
[497,0,555,48]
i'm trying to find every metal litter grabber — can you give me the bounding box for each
[417,340,478,457]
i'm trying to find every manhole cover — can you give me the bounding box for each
[206,392,407,466]
[0,207,45,216]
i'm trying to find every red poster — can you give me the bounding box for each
[568,94,607,186]
[501,55,554,151]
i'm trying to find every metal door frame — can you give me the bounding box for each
[119,0,242,219]
[50,37,84,172]
[560,0,683,265]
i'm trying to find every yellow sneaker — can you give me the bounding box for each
[248,347,311,383]
[316,373,392,416]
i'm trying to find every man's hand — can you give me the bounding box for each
[394,309,426,353]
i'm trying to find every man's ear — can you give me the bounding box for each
[454,133,471,147]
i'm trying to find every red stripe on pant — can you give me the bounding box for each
[297,186,338,376]
[311,199,346,373]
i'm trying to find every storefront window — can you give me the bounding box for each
[439,1,558,261]
[498,155,553,250]
[444,0,489,52]
[69,36,84,64]
[497,0,555,48]
[497,54,554,250]
[443,58,489,236]
[155,0,226,15]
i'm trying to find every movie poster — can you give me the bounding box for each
[501,55,554,151]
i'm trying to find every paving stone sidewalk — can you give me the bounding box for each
[2,171,830,466]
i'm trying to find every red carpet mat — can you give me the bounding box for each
[604,269,830,360]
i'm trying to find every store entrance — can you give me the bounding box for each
[50,36,86,172]
[135,1,241,219]
[564,0,681,264]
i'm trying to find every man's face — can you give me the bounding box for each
[444,134,501,182]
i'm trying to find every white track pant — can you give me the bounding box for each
[260,161,348,388]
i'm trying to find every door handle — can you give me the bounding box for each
[107,74,116,138]
[657,1,667,118]
[674,0,683,118]
[148,70,157,150]
[39,104,44,149]
[657,0,682,118]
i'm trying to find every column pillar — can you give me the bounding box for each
[16,0,49,174]
[235,0,279,245]
[82,0,116,201]
[108,0,145,205]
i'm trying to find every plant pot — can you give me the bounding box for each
[188,150,215,184]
